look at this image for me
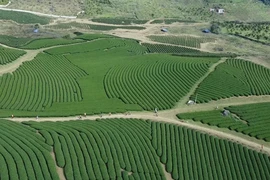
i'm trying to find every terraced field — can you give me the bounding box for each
[0,120,59,180]
[0,53,87,111]
[20,38,84,49]
[0,119,267,180]
[105,56,218,110]
[91,18,148,25]
[0,9,51,24]
[46,22,145,31]
[147,35,215,48]
[178,102,270,142]
[0,35,32,48]
[191,59,270,103]
[142,43,202,54]
[0,46,26,64]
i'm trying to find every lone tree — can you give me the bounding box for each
[210,23,221,34]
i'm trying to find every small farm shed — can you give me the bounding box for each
[218,9,224,14]
[161,28,168,32]
[187,100,195,105]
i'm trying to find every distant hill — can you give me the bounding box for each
[3,0,270,21]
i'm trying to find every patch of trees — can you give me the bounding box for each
[259,0,270,5]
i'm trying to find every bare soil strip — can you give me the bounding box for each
[50,151,66,180]
[0,41,89,75]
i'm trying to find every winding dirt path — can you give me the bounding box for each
[6,100,270,156]
[176,58,226,107]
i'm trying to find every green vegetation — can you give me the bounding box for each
[0,46,26,64]
[20,38,84,49]
[177,102,270,141]
[91,18,148,25]
[0,53,87,112]
[0,0,8,5]
[0,36,221,116]
[10,118,268,180]
[90,24,145,31]
[150,19,197,24]
[142,43,202,54]
[74,33,115,40]
[0,10,51,24]
[0,120,59,180]
[260,0,270,5]
[105,56,218,110]
[148,35,215,48]
[0,35,32,48]
[191,59,270,103]
[46,22,145,31]
[218,21,270,44]
[150,121,270,180]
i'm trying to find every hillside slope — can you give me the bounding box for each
[5,0,270,21]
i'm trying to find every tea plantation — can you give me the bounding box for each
[178,102,270,142]
[0,36,221,116]
[191,59,270,103]
[147,35,215,48]
[0,46,26,64]
[1,119,268,180]
[0,34,269,116]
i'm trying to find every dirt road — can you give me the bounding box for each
[7,105,270,156]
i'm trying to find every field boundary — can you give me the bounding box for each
[175,58,226,107]
[0,6,77,19]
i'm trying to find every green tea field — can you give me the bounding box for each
[1,4,270,179]
[1,119,270,180]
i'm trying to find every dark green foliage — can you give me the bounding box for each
[20,38,84,49]
[0,10,50,24]
[91,18,148,25]
[46,22,145,30]
[260,0,270,5]
[210,23,221,34]
[148,35,215,48]
[90,24,145,31]
[0,35,32,47]
[218,21,270,44]
[143,43,202,54]
[150,19,197,24]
